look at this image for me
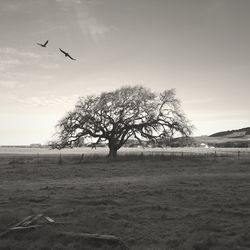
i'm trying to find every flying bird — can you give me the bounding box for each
[37,40,49,48]
[59,48,76,60]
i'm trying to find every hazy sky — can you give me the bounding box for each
[0,0,250,145]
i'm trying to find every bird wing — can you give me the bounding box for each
[59,48,67,55]
[44,40,49,46]
[68,54,76,60]
[37,43,43,46]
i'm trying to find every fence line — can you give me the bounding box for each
[1,148,250,165]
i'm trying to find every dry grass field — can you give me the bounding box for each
[0,153,250,249]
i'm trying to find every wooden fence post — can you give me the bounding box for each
[58,153,63,165]
[161,153,164,160]
[37,153,40,165]
[140,152,144,160]
[79,153,84,164]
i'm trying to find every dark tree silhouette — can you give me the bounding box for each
[51,86,193,157]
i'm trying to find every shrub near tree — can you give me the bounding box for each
[51,86,193,157]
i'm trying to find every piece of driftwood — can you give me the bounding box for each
[44,216,55,223]
[0,214,53,238]
[0,215,34,237]
[0,229,12,238]
[58,231,129,249]
[10,225,42,231]
[23,214,43,226]
[12,215,33,227]
[0,225,41,238]
[0,215,129,249]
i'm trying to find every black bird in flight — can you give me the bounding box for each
[37,40,49,48]
[59,48,76,60]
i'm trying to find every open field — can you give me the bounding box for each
[0,146,250,157]
[0,153,250,249]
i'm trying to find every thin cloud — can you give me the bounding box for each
[0,2,23,12]
[68,0,115,42]
[40,63,60,70]
[76,9,115,43]
[53,0,114,42]
[0,48,40,59]
[85,0,104,5]
[185,98,215,105]
[55,0,81,3]
[0,80,20,89]
[15,94,79,108]
[0,59,20,65]
[191,111,250,120]
[0,58,21,71]
[1,71,28,78]
[33,24,71,35]
[79,16,113,42]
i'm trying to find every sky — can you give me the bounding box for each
[0,0,250,145]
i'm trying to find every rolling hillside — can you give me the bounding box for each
[193,127,250,148]
[210,127,250,137]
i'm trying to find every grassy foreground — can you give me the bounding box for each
[0,155,250,249]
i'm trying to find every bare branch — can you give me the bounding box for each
[51,85,193,156]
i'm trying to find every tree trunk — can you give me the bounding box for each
[108,143,118,158]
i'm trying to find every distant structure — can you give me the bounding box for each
[200,143,209,148]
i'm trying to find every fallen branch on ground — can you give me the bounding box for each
[0,214,54,238]
[58,231,129,249]
[0,214,129,249]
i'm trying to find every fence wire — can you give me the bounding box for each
[1,148,250,165]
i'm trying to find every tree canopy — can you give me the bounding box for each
[51,86,193,157]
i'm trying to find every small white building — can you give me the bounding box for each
[200,143,209,148]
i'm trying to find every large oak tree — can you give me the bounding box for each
[51,86,193,157]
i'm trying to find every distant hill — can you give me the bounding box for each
[192,127,250,148]
[210,127,250,137]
